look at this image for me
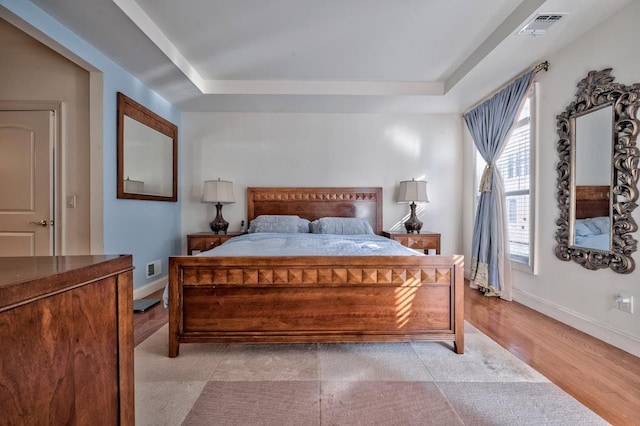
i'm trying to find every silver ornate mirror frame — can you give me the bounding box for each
[555,68,640,273]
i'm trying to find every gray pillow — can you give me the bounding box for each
[309,217,374,235]
[574,220,595,237]
[589,216,610,235]
[248,215,310,233]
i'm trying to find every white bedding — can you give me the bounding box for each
[198,232,423,257]
[574,216,610,251]
[574,233,610,251]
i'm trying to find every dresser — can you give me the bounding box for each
[0,255,134,425]
[187,232,245,254]
[382,231,441,254]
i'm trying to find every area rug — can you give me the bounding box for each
[135,323,607,425]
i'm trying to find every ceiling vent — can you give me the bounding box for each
[518,14,566,36]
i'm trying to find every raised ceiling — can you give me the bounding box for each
[26,0,631,113]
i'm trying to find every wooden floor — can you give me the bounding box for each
[133,290,167,347]
[465,283,640,426]
[134,283,640,425]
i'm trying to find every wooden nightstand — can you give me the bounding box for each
[382,231,441,254]
[187,232,245,255]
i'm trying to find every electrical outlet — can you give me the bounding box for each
[615,292,634,314]
[146,259,162,278]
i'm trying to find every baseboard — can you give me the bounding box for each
[133,276,167,300]
[513,288,640,358]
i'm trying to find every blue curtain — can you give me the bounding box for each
[464,71,534,299]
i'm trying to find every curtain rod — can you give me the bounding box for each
[464,60,550,114]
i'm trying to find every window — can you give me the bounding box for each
[476,85,537,271]
[508,199,517,224]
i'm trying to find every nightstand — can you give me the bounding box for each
[382,231,441,254]
[187,232,245,255]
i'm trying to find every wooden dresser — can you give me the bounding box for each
[0,255,134,425]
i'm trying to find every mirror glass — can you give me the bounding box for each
[123,116,174,197]
[117,92,178,202]
[571,106,612,250]
[555,68,640,273]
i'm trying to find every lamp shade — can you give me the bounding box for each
[398,179,429,203]
[202,179,235,204]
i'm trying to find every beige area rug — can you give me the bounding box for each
[135,323,608,425]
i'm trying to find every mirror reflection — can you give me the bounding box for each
[572,106,612,251]
[123,116,174,197]
[117,92,178,202]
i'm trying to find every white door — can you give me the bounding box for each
[0,110,54,256]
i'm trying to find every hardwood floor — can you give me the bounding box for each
[133,290,167,347]
[133,283,640,425]
[465,282,640,426]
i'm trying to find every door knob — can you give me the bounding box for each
[29,220,48,227]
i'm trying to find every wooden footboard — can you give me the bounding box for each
[168,255,464,357]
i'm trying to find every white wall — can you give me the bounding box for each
[463,1,640,356]
[182,113,464,255]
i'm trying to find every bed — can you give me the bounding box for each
[575,185,610,220]
[574,185,611,250]
[168,187,464,357]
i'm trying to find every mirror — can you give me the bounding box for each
[117,92,178,202]
[572,106,613,250]
[555,69,640,273]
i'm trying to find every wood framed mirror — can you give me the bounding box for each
[117,92,178,202]
[555,69,640,273]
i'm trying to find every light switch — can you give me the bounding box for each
[66,195,77,208]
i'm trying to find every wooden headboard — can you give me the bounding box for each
[247,187,383,235]
[575,185,610,219]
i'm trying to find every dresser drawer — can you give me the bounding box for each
[187,232,245,255]
[382,232,441,254]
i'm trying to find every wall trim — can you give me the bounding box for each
[133,276,167,300]
[513,287,640,358]
[89,72,103,254]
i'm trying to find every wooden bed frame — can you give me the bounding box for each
[575,185,610,219]
[168,187,464,357]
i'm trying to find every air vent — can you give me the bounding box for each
[518,14,566,36]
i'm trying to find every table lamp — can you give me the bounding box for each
[202,178,235,234]
[398,178,429,233]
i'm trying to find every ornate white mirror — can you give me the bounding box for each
[555,69,640,273]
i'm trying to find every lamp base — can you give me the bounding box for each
[404,202,423,234]
[209,203,229,234]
